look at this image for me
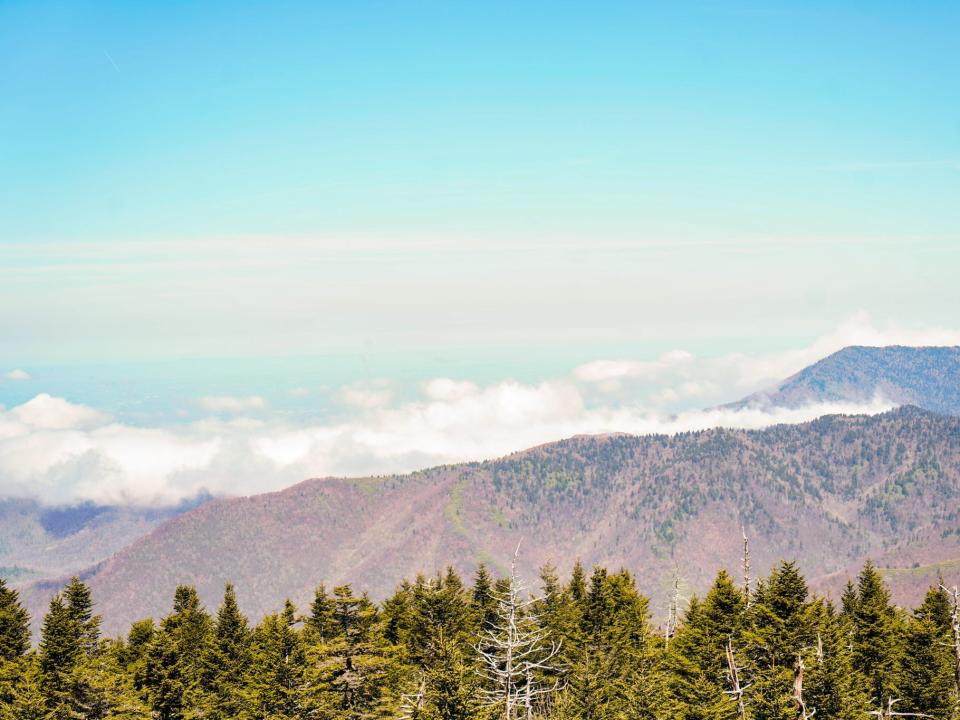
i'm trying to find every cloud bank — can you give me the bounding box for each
[0,313,955,506]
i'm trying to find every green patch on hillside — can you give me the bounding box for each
[445,478,467,535]
[878,557,960,578]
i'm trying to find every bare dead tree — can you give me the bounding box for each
[938,582,960,701]
[793,653,816,720]
[865,697,932,719]
[742,526,752,607]
[476,543,563,720]
[664,570,682,648]
[724,640,750,720]
[398,675,425,720]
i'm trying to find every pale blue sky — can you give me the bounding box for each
[1,2,960,501]
[1,0,958,370]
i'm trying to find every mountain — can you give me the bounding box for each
[24,406,960,635]
[729,345,960,414]
[1,496,208,588]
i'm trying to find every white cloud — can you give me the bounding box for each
[0,312,955,506]
[3,369,31,381]
[197,395,267,412]
[573,311,960,408]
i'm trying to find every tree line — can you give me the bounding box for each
[1,551,958,719]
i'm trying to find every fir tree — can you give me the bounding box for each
[0,577,30,662]
[245,600,306,718]
[667,570,746,720]
[850,561,903,706]
[38,593,85,719]
[898,586,955,719]
[196,583,251,720]
[144,585,212,720]
[2,655,50,720]
[63,577,102,657]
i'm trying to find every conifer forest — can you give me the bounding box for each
[2,551,958,720]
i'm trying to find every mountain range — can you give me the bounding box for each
[9,344,960,635]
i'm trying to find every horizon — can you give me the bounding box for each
[2,1,959,505]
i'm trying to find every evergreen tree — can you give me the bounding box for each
[742,561,816,720]
[38,593,85,719]
[2,655,50,720]
[196,583,251,720]
[63,577,101,657]
[245,600,306,718]
[667,570,746,720]
[898,586,955,719]
[804,599,869,720]
[471,564,499,637]
[0,577,30,662]
[305,584,404,718]
[308,582,340,644]
[144,585,212,720]
[850,561,903,706]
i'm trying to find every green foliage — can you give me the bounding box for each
[22,558,959,719]
[0,578,30,662]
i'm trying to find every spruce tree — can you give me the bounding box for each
[2,655,50,720]
[144,585,211,720]
[0,578,30,662]
[898,586,955,719]
[667,570,746,720]
[850,561,903,706]
[63,577,101,657]
[197,583,251,720]
[38,593,84,719]
[245,600,306,718]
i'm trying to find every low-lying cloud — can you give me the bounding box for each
[0,313,954,506]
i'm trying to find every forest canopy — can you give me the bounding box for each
[0,554,957,720]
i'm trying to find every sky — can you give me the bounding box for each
[1,2,958,504]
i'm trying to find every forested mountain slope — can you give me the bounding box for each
[0,498,205,586]
[28,406,960,635]
[730,345,960,414]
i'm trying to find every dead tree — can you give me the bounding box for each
[742,526,752,607]
[724,640,750,720]
[476,544,563,720]
[938,583,960,701]
[398,675,425,720]
[793,654,816,720]
[665,570,682,648]
[865,697,932,719]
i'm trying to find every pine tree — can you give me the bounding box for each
[804,599,869,720]
[305,584,404,718]
[63,577,102,657]
[307,582,340,644]
[667,570,746,720]
[245,600,307,718]
[196,583,251,719]
[472,564,499,638]
[0,577,30,662]
[898,586,955,719]
[741,561,816,720]
[75,640,151,719]
[850,561,903,706]
[144,585,212,720]
[2,655,50,720]
[38,593,85,719]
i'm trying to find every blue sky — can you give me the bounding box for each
[0,2,959,502]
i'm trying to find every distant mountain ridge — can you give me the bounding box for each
[22,405,960,635]
[729,345,960,415]
[0,495,209,587]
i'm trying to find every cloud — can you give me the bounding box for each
[3,369,31,381]
[0,312,954,506]
[573,311,960,408]
[197,395,267,413]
